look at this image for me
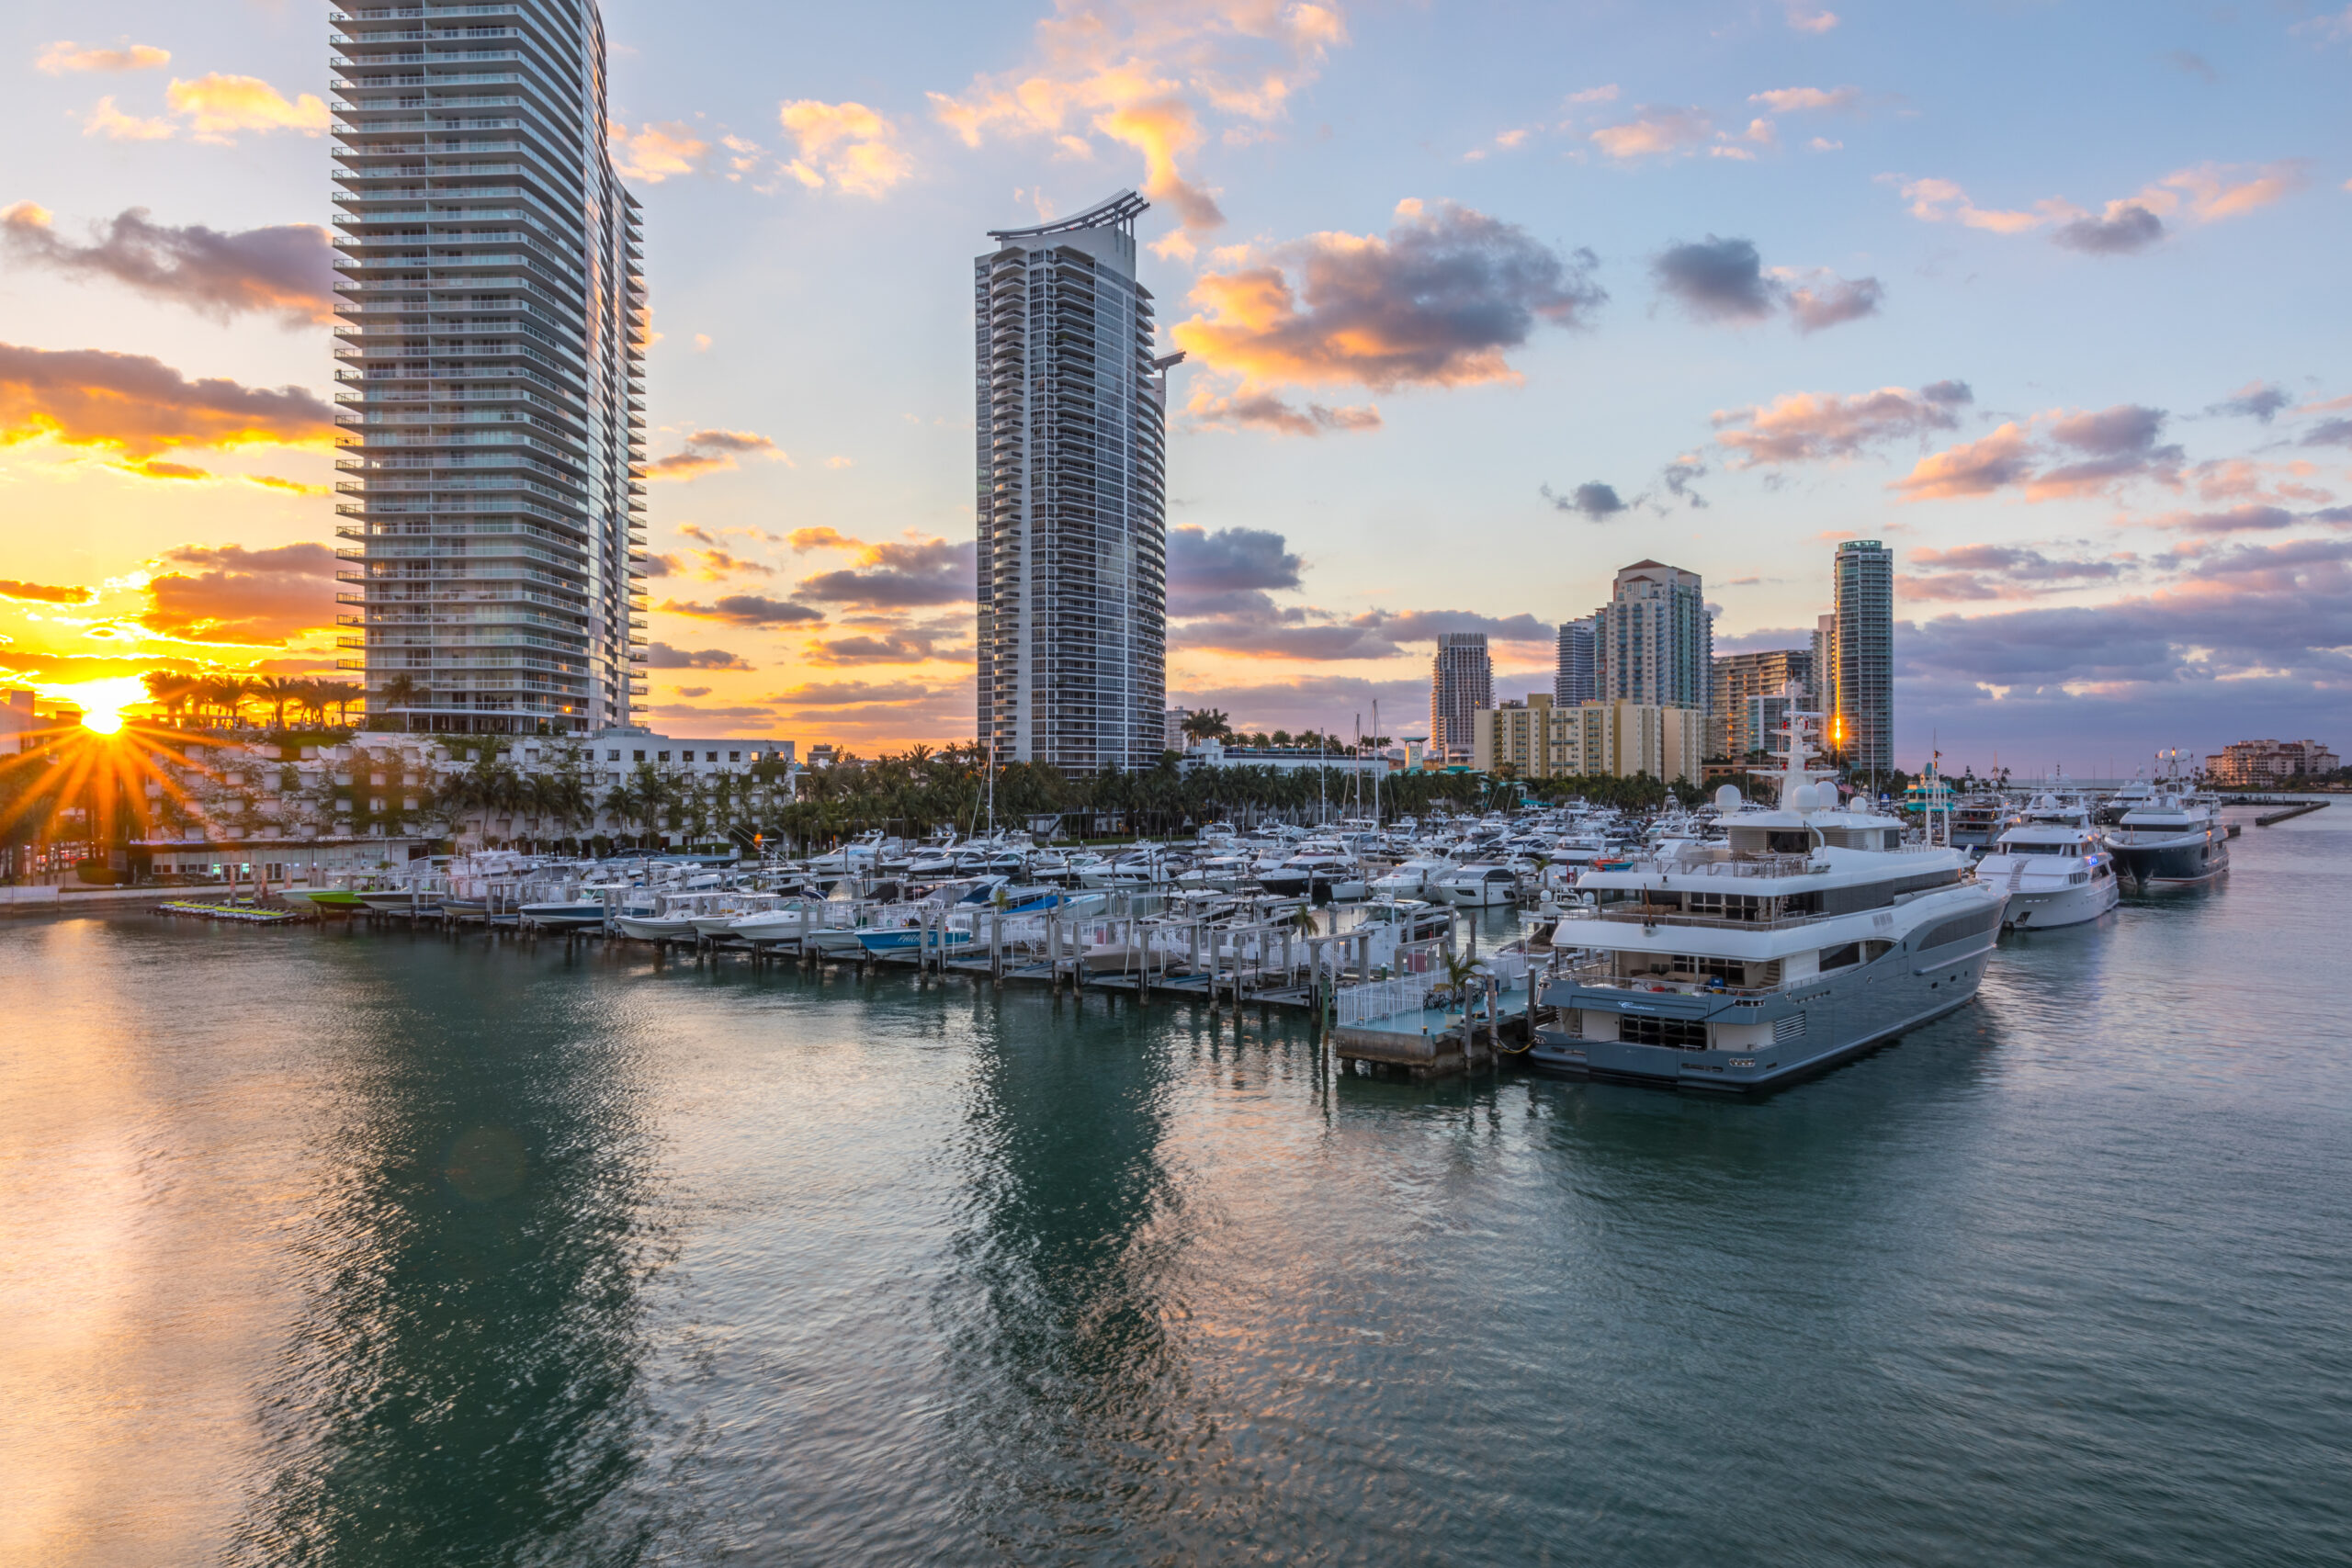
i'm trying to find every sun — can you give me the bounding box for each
[40,675,148,739]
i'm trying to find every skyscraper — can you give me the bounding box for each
[331,1,648,736]
[1596,560,1713,713]
[1430,632,1492,758]
[975,191,1174,773]
[1831,539,1894,775]
[1711,648,1815,759]
[1555,617,1596,706]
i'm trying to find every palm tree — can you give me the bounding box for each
[320,682,362,728]
[376,673,425,733]
[141,670,197,728]
[252,676,300,732]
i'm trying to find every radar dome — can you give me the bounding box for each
[1790,784,1821,812]
[1713,784,1743,813]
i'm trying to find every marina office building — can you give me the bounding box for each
[976,191,1176,774]
[331,0,650,737]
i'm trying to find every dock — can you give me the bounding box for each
[2255,801,2329,827]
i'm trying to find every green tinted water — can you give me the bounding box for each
[4,811,2348,1565]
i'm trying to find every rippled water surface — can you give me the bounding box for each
[5,809,2350,1566]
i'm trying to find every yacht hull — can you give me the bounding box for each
[1529,917,2000,1092]
[2111,833,2227,886]
[2004,877,2120,929]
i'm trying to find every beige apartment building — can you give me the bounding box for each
[1472,694,1704,785]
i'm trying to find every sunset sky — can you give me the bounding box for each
[3,0,2348,773]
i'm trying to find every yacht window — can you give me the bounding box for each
[1670,955,1746,984]
[1620,1015,1709,1049]
[1767,829,1813,853]
[1819,942,1862,971]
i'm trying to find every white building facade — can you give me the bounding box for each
[976,191,1173,773]
[331,0,650,736]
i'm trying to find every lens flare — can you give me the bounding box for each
[40,676,148,740]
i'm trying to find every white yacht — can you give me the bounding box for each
[1976,816,2119,929]
[1529,713,2005,1091]
[1430,863,1518,908]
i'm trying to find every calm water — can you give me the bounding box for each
[5,811,2349,1567]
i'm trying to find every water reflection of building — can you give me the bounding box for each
[233,948,661,1562]
[936,995,1186,1548]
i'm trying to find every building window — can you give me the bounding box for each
[633,750,645,762]
[658,751,669,762]
[607,750,620,761]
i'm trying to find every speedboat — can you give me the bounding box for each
[1977,818,2120,928]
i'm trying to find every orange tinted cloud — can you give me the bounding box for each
[1170,198,1603,391]
[777,101,912,197]
[1186,387,1380,435]
[0,343,335,457]
[38,39,169,74]
[1589,107,1714,161]
[1891,423,2035,500]
[0,579,96,605]
[164,73,330,139]
[138,542,338,645]
[1711,381,1972,466]
[645,428,787,480]
[929,0,1346,231]
[610,120,708,183]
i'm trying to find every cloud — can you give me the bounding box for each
[163,73,330,140]
[138,541,337,645]
[644,427,787,480]
[1541,481,1628,521]
[771,679,942,709]
[1892,404,2185,502]
[1652,235,1778,321]
[777,100,913,197]
[1748,85,1861,113]
[673,686,711,699]
[120,458,210,480]
[38,39,169,74]
[1589,106,1715,161]
[2052,202,2165,255]
[1171,198,1603,393]
[0,578,96,605]
[1894,539,2352,759]
[2140,504,2300,535]
[1902,160,2310,253]
[1890,423,2037,500]
[1165,523,1304,617]
[929,0,1346,232]
[802,627,973,665]
[642,642,755,670]
[794,534,974,608]
[787,526,856,552]
[1784,273,1883,332]
[637,552,682,578]
[0,204,334,325]
[1651,236,1880,333]
[0,342,335,457]
[1172,604,1555,661]
[2204,381,2291,423]
[82,97,174,141]
[660,594,826,626]
[611,120,709,183]
[2165,51,2217,82]
[1900,542,2140,601]
[1659,454,1710,509]
[1712,381,1970,466]
[1184,388,1380,435]
[1567,85,1620,105]
[687,549,775,580]
[1783,4,1839,32]
[2300,418,2352,449]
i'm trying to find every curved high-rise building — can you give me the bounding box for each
[330,1,649,736]
[975,192,1172,773]
[1831,539,1894,776]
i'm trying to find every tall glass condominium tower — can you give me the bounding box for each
[976,192,1173,773]
[331,0,648,736]
[1831,538,1894,776]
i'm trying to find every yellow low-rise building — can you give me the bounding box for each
[1471,695,1703,784]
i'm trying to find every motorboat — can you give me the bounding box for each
[1430,863,1518,908]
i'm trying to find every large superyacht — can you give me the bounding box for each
[1529,715,2007,1090]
